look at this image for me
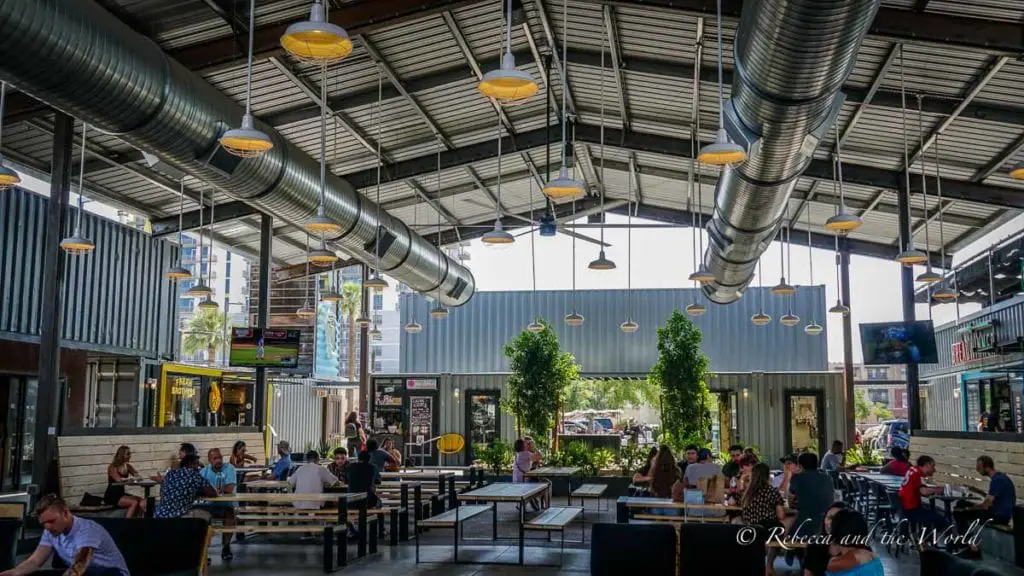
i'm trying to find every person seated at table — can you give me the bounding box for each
[632,446,659,483]
[345,449,380,509]
[512,438,544,510]
[230,440,258,468]
[952,455,1016,559]
[648,445,679,515]
[367,438,399,474]
[382,438,402,472]
[821,441,845,473]
[722,444,745,479]
[198,448,237,561]
[272,440,292,481]
[151,442,199,482]
[824,509,883,576]
[735,453,759,494]
[801,502,848,576]
[103,445,145,519]
[289,451,342,510]
[327,447,350,480]
[788,452,836,538]
[879,447,910,477]
[776,453,799,492]
[154,454,218,520]
[741,463,788,575]
[678,444,699,478]
[683,448,720,488]
[1,494,129,576]
[897,455,947,531]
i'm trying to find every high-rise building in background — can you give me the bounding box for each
[176,234,250,364]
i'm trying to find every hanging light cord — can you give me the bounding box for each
[934,135,948,284]
[899,44,912,252]
[496,114,503,223]
[76,124,88,232]
[504,0,513,57]
[836,128,848,215]
[0,83,7,165]
[197,187,204,282]
[757,259,763,309]
[304,232,311,304]
[807,199,814,285]
[626,156,633,320]
[599,26,606,246]
[374,66,383,274]
[560,0,569,170]
[244,0,256,117]
[177,179,186,265]
[832,153,842,289]
[715,0,725,129]
[529,166,538,321]
[316,64,329,219]
[917,94,933,270]
[436,140,443,306]
[208,187,216,287]
[571,196,578,314]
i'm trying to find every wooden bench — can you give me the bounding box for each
[235,506,404,547]
[523,506,584,565]
[214,522,377,572]
[633,503,734,525]
[569,483,608,510]
[415,504,493,564]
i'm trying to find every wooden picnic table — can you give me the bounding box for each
[615,496,742,524]
[524,467,581,478]
[241,479,291,491]
[457,482,550,565]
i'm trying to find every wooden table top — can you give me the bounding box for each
[524,467,581,477]
[618,497,742,511]
[241,480,291,490]
[206,492,365,503]
[379,472,455,480]
[116,479,159,487]
[458,482,548,501]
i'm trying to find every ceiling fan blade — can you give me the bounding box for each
[461,196,538,225]
[513,227,539,238]
[558,229,610,247]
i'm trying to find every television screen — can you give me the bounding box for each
[859,321,938,365]
[229,328,300,368]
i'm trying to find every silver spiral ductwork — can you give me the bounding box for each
[702,0,880,304]
[0,0,474,306]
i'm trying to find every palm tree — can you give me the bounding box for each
[339,282,362,381]
[181,308,228,364]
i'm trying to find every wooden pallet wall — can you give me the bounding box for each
[910,434,1024,499]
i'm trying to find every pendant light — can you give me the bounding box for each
[166,178,193,280]
[320,265,341,302]
[187,187,213,298]
[369,325,382,340]
[770,230,795,296]
[308,239,338,267]
[430,142,449,320]
[824,133,861,232]
[220,0,273,158]
[804,205,822,336]
[1010,165,1024,180]
[779,219,800,326]
[894,46,927,266]
[828,228,850,316]
[543,0,585,200]
[281,1,352,65]
[356,312,371,328]
[404,184,423,334]
[589,34,615,271]
[296,232,316,319]
[482,116,515,246]
[304,66,342,237]
[364,68,392,287]
[826,154,850,316]
[197,189,220,310]
[750,261,771,325]
[478,0,538,102]
[697,0,745,166]
[60,124,96,256]
[912,95,942,284]
[686,154,707,317]
[0,83,21,190]
[621,165,638,334]
[564,194,584,328]
[689,83,716,284]
[527,164,545,333]
[931,134,957,303]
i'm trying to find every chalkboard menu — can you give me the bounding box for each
[409,396,433,441]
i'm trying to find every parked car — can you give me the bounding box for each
[874,419,910,451]
[562,421,587,434]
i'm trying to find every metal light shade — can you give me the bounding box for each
[404,321,423,334]
[187,281,213,298]
[165,266,193,281]
[356,315,371,328]
[481,221,515,247]
[0,163,21,190]
[430,305,449,319]
[828,300,850,316]
[477,52,539,102]
[916,270,943,284]
[526,321,545,333]
[588,250,616,271]
[780,313,801,327]
[364,274,389,290]
[564,312,585,327]
[1009,165,1024,180]
[932,285,958,301]
[751,312,771,326]
[219,113,273,158]
[304,213,342,236]
[620,320,639,333]
[542,166,586,200]
[295,301,316,319]
[280,1,352,64]
[685,303,707,316]
[308,246,339,267]
[824,210,863,232]
[688,266,716,284]
[197,297,220,310]
[60,234,95,256]
[320,289,342,302]
[697,129,747,166]
[804,322,824,336]
[369,326,382,340]
[895,248,928,266]
[770,277,796,296]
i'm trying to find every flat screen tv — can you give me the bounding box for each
[229,328,300,368]
[859,321,938,365]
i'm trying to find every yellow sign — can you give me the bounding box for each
[171,377,196,397]
[209,381,222,412]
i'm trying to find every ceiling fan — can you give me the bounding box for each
[460,196,622,247]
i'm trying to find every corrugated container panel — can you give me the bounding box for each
[418,78,505,140]
[400,287,828,374]
[975,60,1024,107]
[269,384,323,451]
[453,1,507,59]
[366,15,464,80]
[0,187,177,358]
[920,295,1024,377]
[924,0,1024,21]
[442,373,517,447]
[710,372,847,465]
[921,375,964,432]
[936,117,1024,169]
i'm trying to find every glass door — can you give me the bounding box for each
[465,391,500,465]
[785,391,825,455]
[0,375,37,491]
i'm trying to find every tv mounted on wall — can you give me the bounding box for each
[229,328,300,368]
[859,321,938,365]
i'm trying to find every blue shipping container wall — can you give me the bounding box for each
[0,188,178,358]
[400,287,828,374]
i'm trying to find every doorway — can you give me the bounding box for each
[464,391,500,465]
[709,391,738,457]
[785,391,825,455]
[0,375,38,491]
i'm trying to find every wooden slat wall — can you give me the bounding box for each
[910,435,1024,500]
[57,432,264,503]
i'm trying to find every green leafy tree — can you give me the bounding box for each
[855,390,872,422]
[649,310,712,444]
[564,378,660,412]
[874,403,894,421]
[181,308,228,363]
[502,320,580,441]
[339,282,362,381]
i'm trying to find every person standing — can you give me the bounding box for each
[344,450,380,509]
[345,412,366,460]
[787,452,836,538]
[199,448,237,561]
[1,495,129,576]
[104,446,145,519]
[271,441,292,481]
[366,439,399,476]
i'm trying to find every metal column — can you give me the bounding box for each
[254,214,272,430]
[839,237,856,447]
[32,113,74,493]
[898,179,922,430]
[359,265,370,413]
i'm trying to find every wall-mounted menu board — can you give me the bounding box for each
[409,396,433,441]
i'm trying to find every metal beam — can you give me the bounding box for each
[628,152,642,206]
[406,179,461,226]
[253,214,272,430]
[907,199,953,242]
[897,178,922,430]
[533,0,577,116]
[839,236,855,448]
[603,5,630,132]
[463,165,506,213]
[200,0,248,40]
[972,132,1024,182]
[151,200,260,236]
[839,44,900,148]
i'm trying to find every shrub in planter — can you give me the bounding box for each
[475,441,513,474]
[616,443,649,476]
